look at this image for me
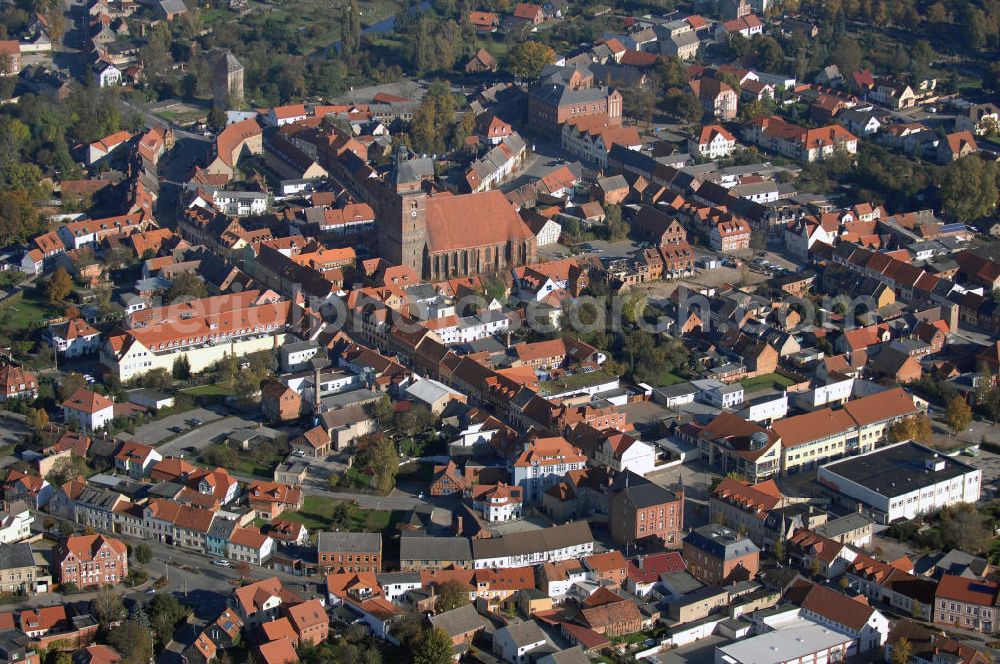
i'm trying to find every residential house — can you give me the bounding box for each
[317,531,382,574]
[61,389,114,431]
[0,365,37,402]
[934,574,999,634]
[710,219,752,252]
[247,481,303,521]
[682,523,760,584]
[0,543,37,594]
[49,318,100,357]
[689,124,737,159]
[56,534,128,589]
[608,472,684,548]
[689,77,738,120]
[114,440,162,479]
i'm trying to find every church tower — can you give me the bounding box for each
[212,50,244,108]
[377,146,431,275]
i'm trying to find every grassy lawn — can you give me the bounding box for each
[397,462,434,485]
[153,104,207,126]
[0,289,62,333]
[537,370,616,396]
[181,382,235,397]
[647,370,687,387]
[283,495,397,535]
[229,456,280,479]
[740,372,796,392]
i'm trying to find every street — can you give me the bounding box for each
[24,515,320,619]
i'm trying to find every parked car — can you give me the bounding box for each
[188,417,204,427]
[212,559,231,567]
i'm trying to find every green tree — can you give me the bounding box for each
[621,85,656,125]
[505,41,556,80]
[891,637,912,664]
[606,204,628,240]
[945,396,973,435]
[940,504,991,554]
[207,106,227,132]
[751,35,786,72]
[360,434,399,494]
[435,579,471,613]
[148,593,189,644]
[396,405,436,439]
[94,588,126,631]
[133,543,152,569]
[413,627,454,664]
[172,355,191,380]
[0,189,41,242]
[107,621,153,664]
[342,0,362,55]
[166,272,208,303]
[830,35,863,75]
[939,155,999,221]
[26,408,49,432]
[662,88,703,123]
[772,538,785,563]
[911,600,924,619]
[371,396,395,428]
[46,267,73,304]
[45,455,86,487]
[58,373,87,400]
[653,55,687,89]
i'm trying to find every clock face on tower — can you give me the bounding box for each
[411,210,418,217]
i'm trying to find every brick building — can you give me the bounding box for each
[528,65,622,134]
[608,472,684,548]
[317,531,382,574]
[682,524,759,585]
[56,534,128,589]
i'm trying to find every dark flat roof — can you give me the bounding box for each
[821,441,977,498]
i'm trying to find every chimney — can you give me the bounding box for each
[314,363,322,413]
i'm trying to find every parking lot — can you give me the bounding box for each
[160,415,264,458]
[125,407,227,445]
[972,448,1000,487]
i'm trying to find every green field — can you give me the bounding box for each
[153,104,208,126]
[537,370,617,396]
[649,370,687,387]
[0,289,62,333]
[740,372,796,392]
[181,382,235,397]
[283,495,395,533]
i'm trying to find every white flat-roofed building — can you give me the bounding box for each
[741,391,788,424]
[716,616,854,664]
[817,441,981,524]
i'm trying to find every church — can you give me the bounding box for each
[374,150,538,281]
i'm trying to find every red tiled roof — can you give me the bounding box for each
[936,574,998,605]
[62,388,113,414]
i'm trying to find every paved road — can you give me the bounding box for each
[24,515,320,617]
